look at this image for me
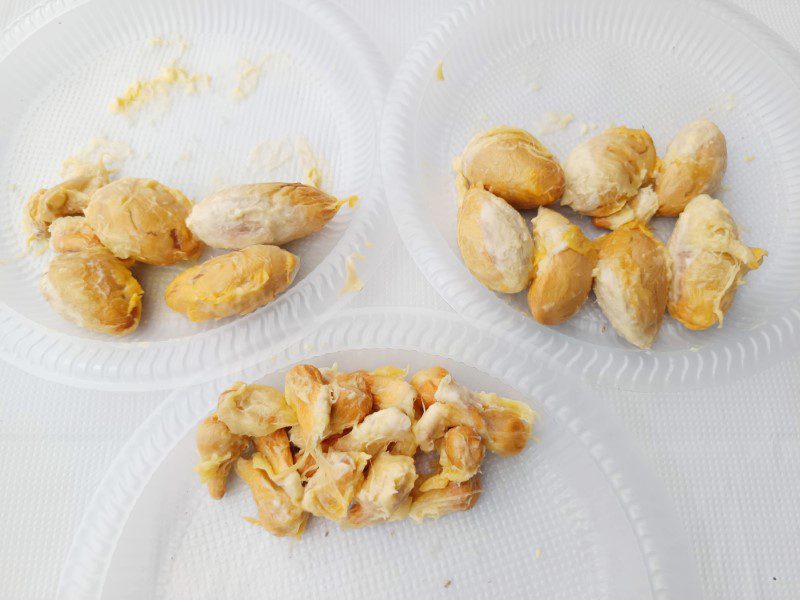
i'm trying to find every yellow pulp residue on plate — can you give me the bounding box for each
[708,93,736,113]
[249,136,328,190]
[231,59,264,100]
[539,112,575,134]
[146,36,189,53]
[305,166,323,189]
[722,94,736,111]
[435,61,444,81]
[109,64,210,114]
[110,38,208,115]
[61,137,132,177]
[340,252,365,294]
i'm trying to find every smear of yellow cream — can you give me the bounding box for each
[249,136,328,190]
[435,61,444,81]
[305,166,323,189]
[371,365,409,379]
[61,137,132,178]
[146,36,189,56]
[340,252,365,294]
[539,112,574,134]
[109,63,210,115]
[231,59,263,100]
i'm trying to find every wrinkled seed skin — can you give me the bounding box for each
[667,195,765,329]
[409,476,482,522]
[329,371,373,436]
[48,216,103,253]
[85,177,202,265]
[410,366,449,410]
[562,127,657,217]
[656,120,727,217]
[40,247,143,336]
[235,456,308,537]
[187,182,344,249]
[24,164,109,237]
[457,126,564,209]
[442,425,485,481]
[195,414,249,499]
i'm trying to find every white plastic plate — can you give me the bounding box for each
[0,0,388,390]
[59,308,699,600]
[382,0,800,390]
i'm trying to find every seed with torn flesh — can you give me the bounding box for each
[24,163,109,239]
[301,450,370,522]
[236,456,308,537]
[40,247,142,336]
[667,194,765,329]
[84,176,202,265]
[419,425,485,491]
[333,407,412,455]
[217,381,297,437]
[194,414,249,499]
[328,371,373,436]
[409,476,482,522]
[252,429,304,505]
[562,127,656,217]
[284,365,335,447]
[347,452,417,528]
[413,402,485,453]
[477,393,536,456]
[410,366,449,410]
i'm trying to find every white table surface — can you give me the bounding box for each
[0,1,798,598]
